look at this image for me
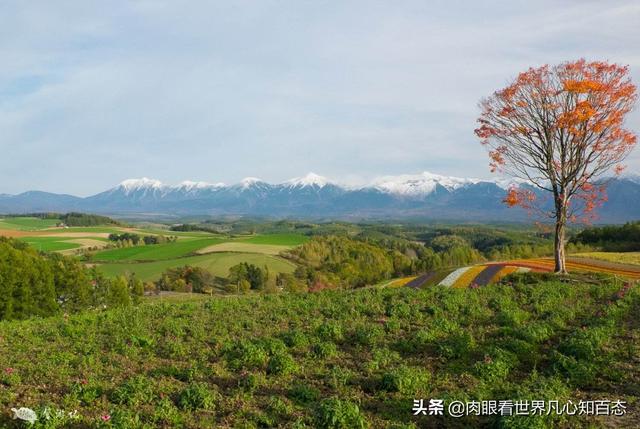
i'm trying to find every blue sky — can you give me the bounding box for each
[1,0,639,196]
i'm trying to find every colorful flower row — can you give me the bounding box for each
[451,265,486,288]
[438,267,471,287]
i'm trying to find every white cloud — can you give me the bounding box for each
[0,0,638,195]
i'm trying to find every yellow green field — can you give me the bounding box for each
[196,241,292,255]
[97,252,296,282]
[571,252,640,266]
[0,217,309,283]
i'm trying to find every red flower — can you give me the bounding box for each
[4,367,14,375]
[101,414,111,422]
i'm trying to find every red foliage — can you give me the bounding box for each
[475,59,637,224]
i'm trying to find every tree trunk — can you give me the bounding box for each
[554,213,567,274]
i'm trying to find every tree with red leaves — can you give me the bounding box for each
[475,60,637,273]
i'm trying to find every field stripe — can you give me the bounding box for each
[405,272,436,289]
[451,265,486,288]
[471,264,504,287]
[438,267,471,287]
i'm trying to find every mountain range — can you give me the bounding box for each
[1,172,639,222]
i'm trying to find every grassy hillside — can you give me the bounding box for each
[0,217,59,231]
[0,274,637,428]
[19,237,83,252]
[97,252,296,282]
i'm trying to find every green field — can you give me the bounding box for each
[196,241,293,256]
[239,233,309,246]
[91,233,308,281]
[0,274,637,428]
[91,238,227,262]
[43,226,127,234]
[20,237,82,252]
[0,217,59,230]
[97,252,296,281]
[573,251,640,266]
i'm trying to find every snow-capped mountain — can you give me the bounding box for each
[373,172,483,197]
[1,172,638,222]
[118,178,165,195]
[283,172,333,189]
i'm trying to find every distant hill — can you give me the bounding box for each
[1,172,639,223]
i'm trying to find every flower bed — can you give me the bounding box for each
[451,265,487,288]
[438,267,471,287]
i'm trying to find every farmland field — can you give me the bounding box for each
[19,236,83,252]
[196,241,292,255]
[0,217,307,284]
[0,217,59,230]
[239,233,309,246]
[97,252,296,282]
[91,238,227,262]
[0,274,637,428]
[572,252,640,266]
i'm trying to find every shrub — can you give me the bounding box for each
[282,329,310,348]
[267,352,298,376]
[238,371,265,392]
[380,365,430,395]
[437,331,475,359]
[289,384,320,404]
[312,341,338,359]
[177,382,217,411]
[316,322,344,343]
[223,340,269,371]
[474,348,518,383]
[352,325,383,347]
[327,366,352,389]
[558,327,609,360]
[366,348,401,372]
[111,375,154,406]
[314,398,367,429]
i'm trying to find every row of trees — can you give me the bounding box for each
[107,233,177,246]
[571,221,640,251]
[154,263,303,295]
[60,212,119,226]
[0,238,143,321]
[155,266,218,294]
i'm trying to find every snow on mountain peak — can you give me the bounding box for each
[285,172,331,188]
[118,178,164,193]
[239,177,266,189]
[178,180,225,190]
[373,171,481,196]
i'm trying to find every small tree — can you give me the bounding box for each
[475,60,637,273]
[108,276,132,308]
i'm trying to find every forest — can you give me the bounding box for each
[0,238,141,321]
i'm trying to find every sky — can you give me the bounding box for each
[1,0,639,196]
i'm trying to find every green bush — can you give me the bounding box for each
[282,329,310,348]
[437,330,475,359]
[177,382,217,411]
[314,398,367,429]
[267,352,298,376]
[316,322,344,343]
[312,341,338,358]
[289,384,320,404]
[237,371,265,392]
[111,375,154,406]
[352,325,383,347]
[223,340,269,371]
[380,365,430,395]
